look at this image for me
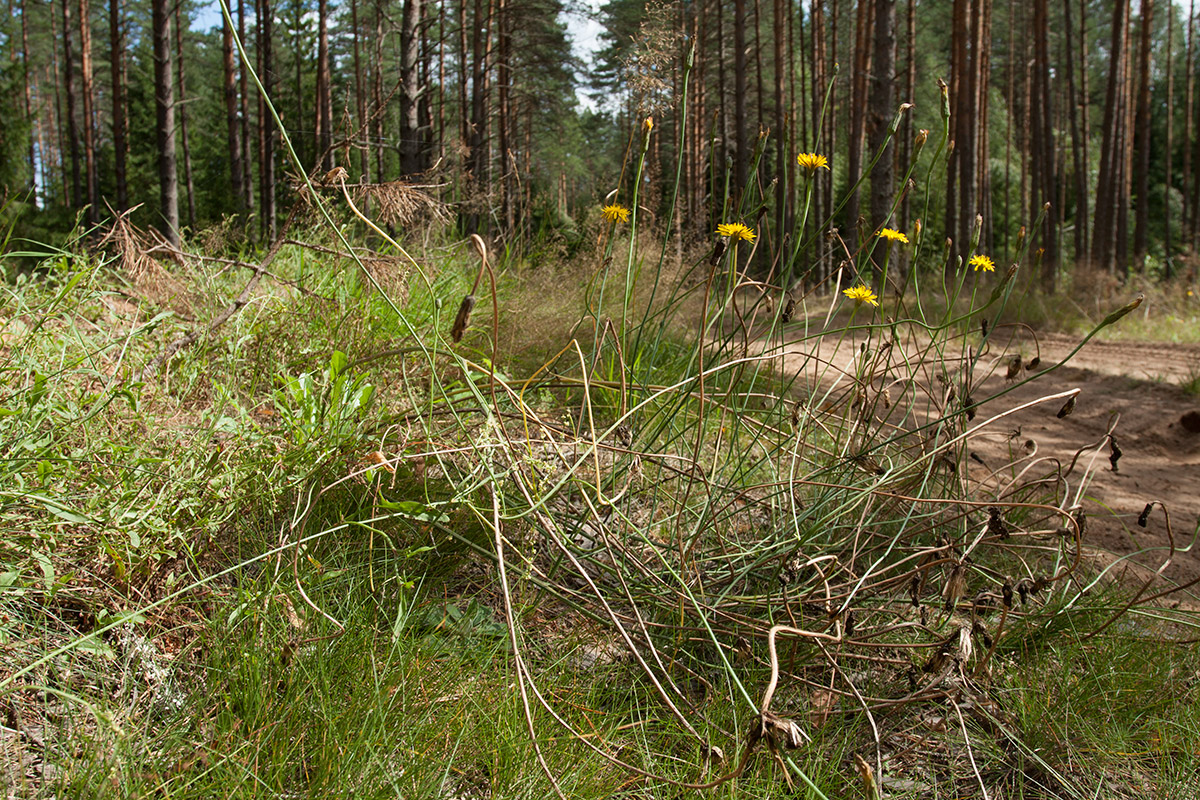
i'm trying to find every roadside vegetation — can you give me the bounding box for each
[4,83,1200,799]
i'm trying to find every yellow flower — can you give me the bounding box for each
[878,228,909,244]
[643,117,654,133]
[601,204,630,224]
[796,152,829,173]
[969,254,995,272]
[716,222,756,242]
[843,285,879,307]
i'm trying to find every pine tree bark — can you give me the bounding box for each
[174,4,196,230]
[1164,0,1173,274]
[109,0,128,211]
[1132,0,1153,268]
[847,0,873,238]
[239,0,254,212]
[61,0,81,209]
[351,0,368,182]
[223,9,244,210]
[78,0,97,225]
[1092,0,1129,271]
[21,0,36,196]
[316,0,332,169]
[257,0,277,239]
[1062,0,1086,263]
[1185,0,1195,246]
[1030,0,1059,287]
[867,0,896,248]
[465,0,492,235]
[944,0,965,265]
[496,0,512,230]
[773,0,786,253]
[733,0,748,203]
[151,0,179,246]
[400,0,424,176]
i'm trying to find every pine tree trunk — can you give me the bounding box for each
[867,0,896,248]
[1062,0,1086,263]
[1115,0,1133,276]
[289,0,305,169]
[899,0,914,231]
[1184,0,1195,246]
[773,0,786,256]
[258,0,276,239]
[496,0,512,231]
[351,0,367,182]
[1092,0,1129,271]
[465,0,492,235]
[21,0,36,197]
[1164,0,1173,275]
[316,0,332,170]
[1132,0,1153,268]
[62,0,81,209]
[223,10,244,210]
[174,4,196,230]
[79,0,97,226]
[109,0,128,211]
[944,0,965,265]
[400,0,424,176]
[733,0,748,204]
[151,0,179,246]
[1030,0,1058,287]
[848,0,873,238]
[239,0,254,212]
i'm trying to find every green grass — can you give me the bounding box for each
[4,91,1200,799]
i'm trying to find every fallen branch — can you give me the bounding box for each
[141,209,298,380]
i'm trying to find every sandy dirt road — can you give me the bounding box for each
[779,328,1200,597]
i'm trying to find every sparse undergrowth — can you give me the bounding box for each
[4,95,1200,798]
[1,226,1197,799]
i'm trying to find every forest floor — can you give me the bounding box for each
[781,325,1200,600]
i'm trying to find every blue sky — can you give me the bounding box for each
[190,0,605,67]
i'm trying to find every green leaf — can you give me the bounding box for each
[329,350,348,380]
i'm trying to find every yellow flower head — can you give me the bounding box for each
[716,222,756,242]
[643,117,654,133]
[843,284,879,307]
[796,152,829,173]
[878,228,909,244]
[601,203,630,224]
[969,254,996,272]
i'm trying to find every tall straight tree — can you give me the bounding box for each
[399,0,424,176]
[238,0,253,212]
[1132,0,1153,268]
[315,0,332,169]
[109,0,128,211]
[773,0,786,249]
[78,0,97,225]
[257,0,276,239]
[1093,0,1129,271]
[847,0,873,237]
[464,0,491,234]
[1030,0,1058,286]
[21,0,37,196]
[151,0,179,245]
[175,3,196,229]
[61,0,81,209]
[350,0,368,182]
[222,7,244,211]
[733,0,748,203]
[1186,0,1196,244]
[866,0,896,248]
[496,0,512,230]
[1062,0,1087,263]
